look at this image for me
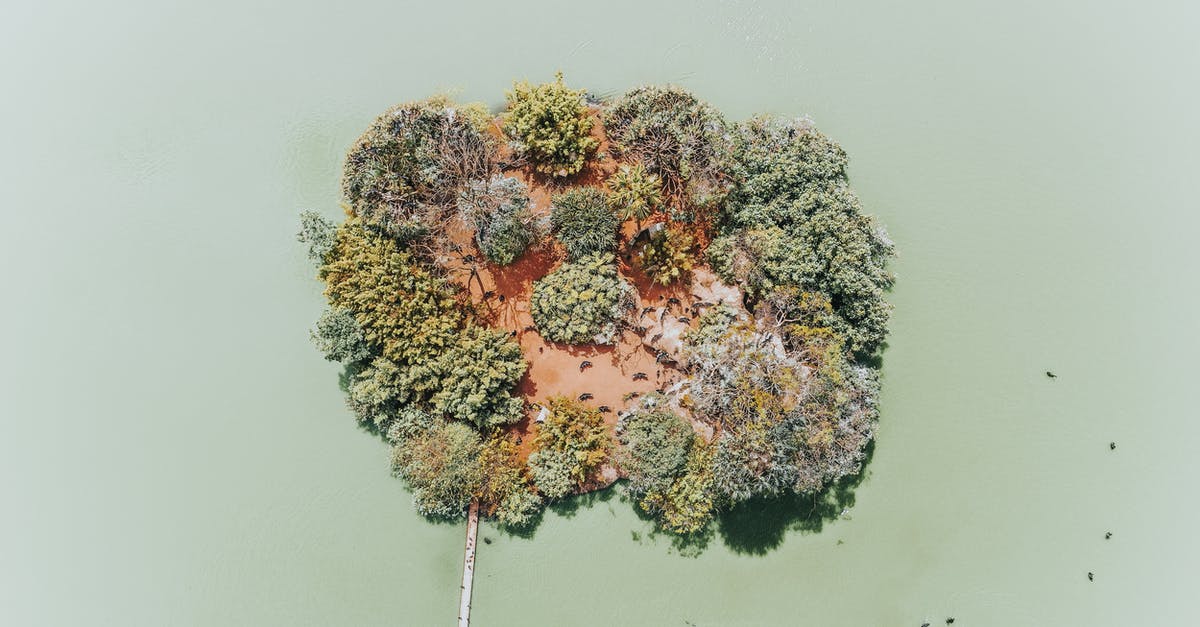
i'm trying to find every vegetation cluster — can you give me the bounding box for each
[298,75,893,538]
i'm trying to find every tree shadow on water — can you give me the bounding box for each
[716,441,875,556]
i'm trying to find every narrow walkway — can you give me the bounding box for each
[458,501,479,627]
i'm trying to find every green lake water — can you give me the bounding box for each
[3,1,1198,624]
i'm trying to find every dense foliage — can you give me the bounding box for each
[430,324,527,428]
[549,187,618,260]
[310,308,371,365]
[528,397,612,499]
[637,226,696,286]
[303,82,892,538]
[711,116,894,355]
[391,419,483,518]
[606,163,663,226]
[617,399,695,496]
[530,253,634,344]
[342,97,497,241]
[460,175,539,265]
[504,73,599,177]
[477,431,542,528]
[603,86,731,203]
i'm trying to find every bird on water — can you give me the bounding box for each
[1046,371,1057,378]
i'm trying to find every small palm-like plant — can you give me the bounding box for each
[607,163,663,228]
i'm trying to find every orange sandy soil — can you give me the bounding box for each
[443,111,706,489]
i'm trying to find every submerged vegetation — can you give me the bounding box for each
[298,75,893,539]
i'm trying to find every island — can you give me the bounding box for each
[297,74,893,625]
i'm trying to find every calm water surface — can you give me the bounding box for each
[3,1,1198,625]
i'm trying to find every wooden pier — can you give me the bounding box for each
[458,500,479,627]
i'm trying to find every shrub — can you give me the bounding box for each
[297,210,337,265]
[603,86,731,202]
[530,253,634,345]
[607,163,663,226]
[617,402,695,495]
[342,97,497,239]
[550,187,618,260]
[529,397,611,499]
[311,308,372,365]
[460,175,538,265]
[430,324,527,429]
[391,420,483,518]
[503,73,599,177]
[637,226,696,286]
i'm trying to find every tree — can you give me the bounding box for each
[391,420,484,518]
[342,97,498,241]
[503,73,599,177]
[310,308,372,365]
[550,187,618,260]
[320,218,465,402]
[430,324,527,429]
[639,440,716,534]
[529,397,612,499]
[297,210,337,265]
[607,163,663,227]
[715,114,894,356]
[603,86,731,204]
[477,430,543,528]
[637,226,696,286]
[530,253,635,345]
[460,175,539,266]
[617,400,695,495]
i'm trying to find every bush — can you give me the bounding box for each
[637,226,696,286]
[603,86,731,201]
[342,97,497,239]
[550,187,618,260]
[618,402,695,495]
[311,308,372,365]
[529,397,611,499]
[504,73,599,177]
[430,324,527,429]
[607,163,663,225]
[391,420,483,518]
[530,253,634,345]
[460,175,538,265]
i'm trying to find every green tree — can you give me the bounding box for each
[391,420,484,519]
[310,308,372,365]
[320,218,465,402]
[530,253,634,345]
[550,187,618,260]
[297,210,337,265]
[640,441,716,534]
[430,324,527,429]
[529,397,612,499]
[460,175,539,266]
[503,73,599,177]
[607,163,663,227]
[618,401,695,495]
[637,226,696,286]
[342,97,497,240]
[477,431,543,528]
[603,86,731,203]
